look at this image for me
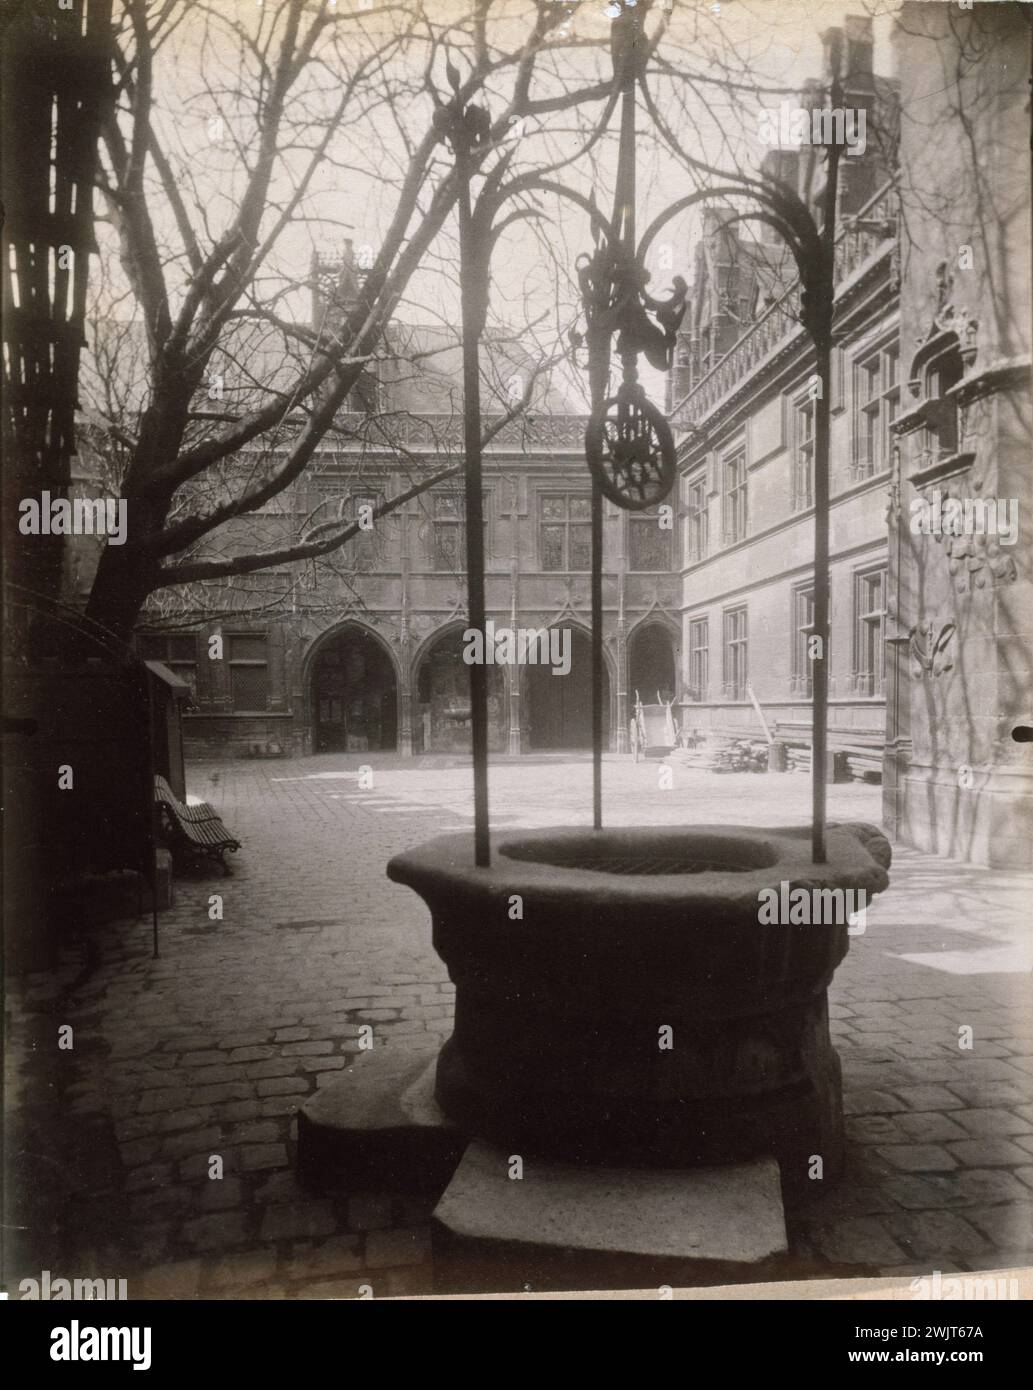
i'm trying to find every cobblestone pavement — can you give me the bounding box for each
[5,754,1032,1297]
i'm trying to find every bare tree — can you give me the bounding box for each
[80,0,630,645]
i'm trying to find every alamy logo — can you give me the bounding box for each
[757,102,867,155]
[50,1321,151,1372]
[909,1270,1018,1301]
[20,1270,127,1300]
[909,491,1018,545]
[462,621,571,676]
[757,882,868,935]
[19,493,128,546]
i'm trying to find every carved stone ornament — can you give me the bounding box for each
[909,621,956,679]
[915,475,1018,591]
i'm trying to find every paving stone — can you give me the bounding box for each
[946,1138,1033,1168]
[964,1205,1033,1252]
[843,1089,907,1116]
[803,1216,907,1268]
[223,1120,282,1146]
[289,1235,364,1279]
[947,1082,1029,1108]
[347,1194,394,1232]
[120,1138,161,1167]
[182,1145,240,1178]
[135,1260,203,1300]
[222,1033,274,1050]
[259,1201,338,1241]
[257,1077,310,1098]
[180,1051,224,1068]
[178,1212,250,1252]
[953,1109,1031,1138]
[880,1210,992,1261]
[290,1278,372,1300]
[893,1112,968,1143]
[246,1058,298,1080]
[198,1177,244,1212]
[159,1108,215,1134]
[255,1171,308,1205]
[1013,1167,1033,1191]
[228,1046,276,1063]
[380,1267,436,1297]
[892,1085,964,1112]
[240,1142,289,1172]
[364,1227,432,1269]
[160,1126,223,1161]
[875,1145,958,1173]
[208,1250,279,1289]
[846,1115,904,1144]
[282,1040,333,1057]
[275,1028,310,1043]
[126,1163,174,1192]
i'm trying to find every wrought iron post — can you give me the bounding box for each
[438,84,493,866]
[806,31,844,865]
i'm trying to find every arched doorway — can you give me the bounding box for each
[414,628,506,753]
[311,625,397,752]
[526,628,609,750]
[628,623,677,706]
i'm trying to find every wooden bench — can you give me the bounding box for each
[154,775,241,875]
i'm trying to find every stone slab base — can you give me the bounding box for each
[431,1140,788,1293]
[435,1034,845,1191]
[296,1045,466,1195]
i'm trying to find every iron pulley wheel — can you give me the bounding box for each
[585,393,677,510]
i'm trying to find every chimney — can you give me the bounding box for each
[310,240,360,334]
[843,15,874,86]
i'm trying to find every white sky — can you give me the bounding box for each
[93,0,901,409]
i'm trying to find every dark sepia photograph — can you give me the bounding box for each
[2,0,1031,1342]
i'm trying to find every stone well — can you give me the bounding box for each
[387,822,891,1185]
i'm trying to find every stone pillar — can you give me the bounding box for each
[397,498,414,756]
[507,668,522,756]
[892,0,1032,868]
[615,511,629,753]
[508,487,522,755]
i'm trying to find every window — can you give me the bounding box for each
[432,491,490,572]
[855,340,900,477]
[685,474,708,562]
[628,506,674,571]
[539,493,591,571]
[792,586,814,696]
[138,633,198,699]
[433,493,464,572]
[228,634,270,711]
[923,344,962,460]
[688,617,709,701]
[722,606,748,700]
[347,494,380,571]
[853,568,886,696]
[723,449,748,544]
[792,397,815,510]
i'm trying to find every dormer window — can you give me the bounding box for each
[921,340,963,458]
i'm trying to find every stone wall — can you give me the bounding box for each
[890,0,1033,867]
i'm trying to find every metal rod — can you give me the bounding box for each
[591,482,604,829]
[811,52,844,865]
[457,147,491,867]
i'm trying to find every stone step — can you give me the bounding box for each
[296,1045,465,1196]
[431,1140,789,1293]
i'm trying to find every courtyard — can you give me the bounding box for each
[5,754,1032,1298]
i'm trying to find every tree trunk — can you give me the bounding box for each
[83,544,160,653]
